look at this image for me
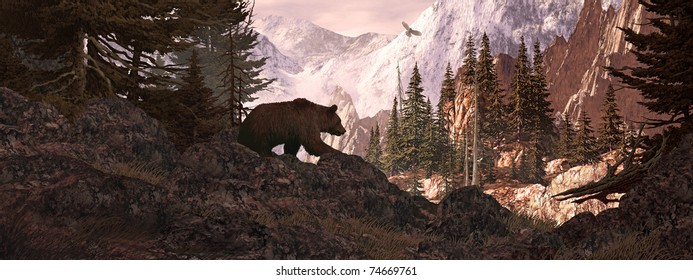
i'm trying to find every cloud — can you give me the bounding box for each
[253,0,433,36]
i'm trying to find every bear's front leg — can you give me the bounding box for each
[284,141,301,156]
[303,136,340,156]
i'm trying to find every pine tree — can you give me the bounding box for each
[373,124,383,169]
[400,62,428,171]
[524,133,546,184]
[435,63,456,177]
[221,4,274,127]
[573,111,600,164]
[558,112,576,160]
[607,0,693,127]
[461,35,477,86]
[598,84,624,152]
[365,125,383,169]
[421,98,435,177]
[509,36,532,143]
[169,49,224,152]
[529,42,555,143]
[384,97,402,175]
[476,32,505,182]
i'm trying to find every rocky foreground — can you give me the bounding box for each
[1,88,690,259]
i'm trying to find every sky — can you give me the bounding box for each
[253,0,435,37]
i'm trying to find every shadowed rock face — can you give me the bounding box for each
[543,0,659,132]
[1,87,690,259]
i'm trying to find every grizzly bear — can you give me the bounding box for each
[238,98,347,157]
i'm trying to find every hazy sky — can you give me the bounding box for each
[253,0,434,37]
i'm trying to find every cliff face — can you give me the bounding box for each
[544,0,654,130]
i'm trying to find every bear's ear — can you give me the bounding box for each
[328,105,338,114]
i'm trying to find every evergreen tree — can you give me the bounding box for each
[0,0,221,99]
[440,62,456,107]
[477,33,506,139]
[384,97,402,175]
[476,32,504,181]
[529,42,556,143]
[558,112,576,160]
[400,62,428,171]
[169,49,224,152]
[573,111,600,164]
[509,36,532,143]
[524,133,546,184]
[607,0,693,127]
[365,124,383,169]
[461,35,477,86]
[435,63,456,177]
[221,4,274,127]
[598,84,624,152]
[421,98,435,177]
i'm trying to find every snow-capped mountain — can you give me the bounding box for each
[251,0,624,118]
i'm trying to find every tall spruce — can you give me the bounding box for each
[476,32,504,181]
[460,37,477,184]
[221,3,274,127]
[400,63,428,171]
[598,84,624,152]
[365,125,383,169]
[573,111,600,164]
[607,0,693,127]
[435,63,456,177]
[529,42,555,143]
[384,97,402,175]
[509,36,532,143]
[461,35,477,86]
[422,98,436,177]
[558,112,576,160]
[169,49,224,152]
[524,132,546,184]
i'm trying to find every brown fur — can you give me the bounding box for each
[238,98,347,157]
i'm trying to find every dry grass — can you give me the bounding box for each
[254,210,427,259]
[89,160,169,185]
[502,212,558,233]
[0,211,88,259]
[589,232,669,260]
[75,215,160,245]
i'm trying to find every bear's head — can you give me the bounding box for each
[324,104,346,136]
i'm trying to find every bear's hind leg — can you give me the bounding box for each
[284,141,301,156]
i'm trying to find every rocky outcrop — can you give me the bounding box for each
[553,132,693,259]
[1,87,689,259]
[485,151,624,224]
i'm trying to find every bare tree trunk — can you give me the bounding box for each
[472,82,479,185]
[75,30,87,99]
[464,130,469,186]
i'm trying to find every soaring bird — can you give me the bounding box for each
[402,21,421,37]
